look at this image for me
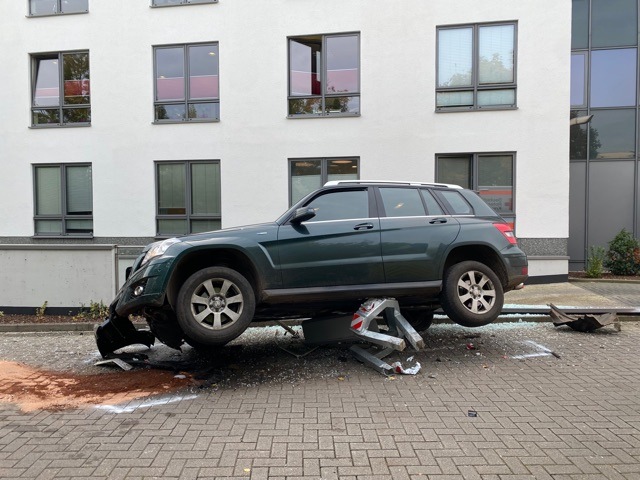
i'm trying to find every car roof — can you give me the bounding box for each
[323,180,463,189]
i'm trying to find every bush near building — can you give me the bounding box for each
[605,229,640,276]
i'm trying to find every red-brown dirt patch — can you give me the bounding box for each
[0,360,192,412]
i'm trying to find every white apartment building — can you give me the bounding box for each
[0,0,571,312]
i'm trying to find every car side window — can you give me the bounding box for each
[305,189,369,222]
[437,190,474,215]
[420,189,444,215]
[379,188,425,217]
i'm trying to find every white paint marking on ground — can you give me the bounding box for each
[95,394,198,414]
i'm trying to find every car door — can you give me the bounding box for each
[277,187,384,288]
[377,187,460,282]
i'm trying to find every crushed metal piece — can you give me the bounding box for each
[549,303,621,333]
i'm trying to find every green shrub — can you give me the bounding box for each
[586,245,606,278]
[604,229,640,276]
[36,301,48,318]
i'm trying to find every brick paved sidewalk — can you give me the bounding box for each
[1,320,640,479]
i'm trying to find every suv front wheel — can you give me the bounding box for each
[176,267,256,347]
[441,261,504,328]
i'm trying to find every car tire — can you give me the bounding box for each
[440,261,504,328]
[400,308,434,332]
[176,267,256,347]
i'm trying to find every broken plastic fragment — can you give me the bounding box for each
[390,361,422,375]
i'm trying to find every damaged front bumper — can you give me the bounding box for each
[95,313,156,358]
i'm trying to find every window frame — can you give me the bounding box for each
[155,160,222,237]
[30,50,91,128]
[435,152,516,225]
[287,32,361,118]
[28,0,88,17]
[150,0,217,7]
[288,157,360,206]
[32,162,93,237]
[436,21,518,112]
[153,42,220,124]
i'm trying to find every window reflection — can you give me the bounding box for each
[289,158,359,205]
[588,109,636,159]
[570,110,589,160]
[30,0,88,15]
[154,43,219,122]
[591,0,637,48]
[590,49,637,107]
[571,0,589,49]
[288,34,360,116]
[570,53,586,107]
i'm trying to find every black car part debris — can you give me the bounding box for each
[95,314,156,358]
[549,303,621,333]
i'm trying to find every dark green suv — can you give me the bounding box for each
[96,181,528,355]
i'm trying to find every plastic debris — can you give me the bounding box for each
[549,303,621,332]
[468,409,478,417]
[390,361,421,375]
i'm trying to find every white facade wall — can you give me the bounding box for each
[0,0,571,309]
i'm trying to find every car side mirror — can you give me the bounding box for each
[290,207,316,224]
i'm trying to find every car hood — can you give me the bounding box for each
[177,222,280,243]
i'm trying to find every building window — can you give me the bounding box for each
[29,0,88,16]
[289,157,359,205]
[154,43,219,122]
[31,51,90,126]
[288,33,360,117]
[156,161,221,236]
[33,164,93,236]
[436,153,515,223]
[152,0,217,6]
[436,22,516,110]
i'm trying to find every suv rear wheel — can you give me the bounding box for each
[176,267,256,346]
[441,261,504,327]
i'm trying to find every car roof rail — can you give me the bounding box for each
[323,180,463,189]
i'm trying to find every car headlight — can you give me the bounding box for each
[142,237,181,265]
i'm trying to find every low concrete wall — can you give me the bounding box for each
[0,245,118,310]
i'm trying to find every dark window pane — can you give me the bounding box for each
[327,159,358,182]
[570,53,586,107]
[478,24,514,84]
[326,35,359,94]
[33,109,60,125]
[63,107,90,123]
[420,190,444,215]
[590,49,637,107]
[570,110,589,160]
[288,97,322,116]
[291,159,322,204]
[156,104,186,121]
[35,166,61,215]
[591,0,637,47]
[158,164,186,214]
[63,52,90,105]
[589,109,636,159]
[478,155,513,213]
[65,219,92,234]
[62,0,88,13]
[571,0,589,49]
[154,0,182,4]
[187,102,219,120]
[188,44,219,99]
[191,163,220,215]
[158,219,187,235]
[436,91,473,107]
[325,96,359,114]
[191,219,221,233]
[437,156,472,188]
[289,37,322,96]
[156,47,185,101]
[66,165,92,215]
[380,188,426,217]
[437,27,473,87]
[30,0,57,15]
[34,58,59,107]
[306,190,369,222]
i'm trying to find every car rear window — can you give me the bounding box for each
[436,190,473,215]
[460,190,499,217]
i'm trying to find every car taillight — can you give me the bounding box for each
[494,222,517,245]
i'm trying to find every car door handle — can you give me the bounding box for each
[429,218,448,224]
[354,222,374,230]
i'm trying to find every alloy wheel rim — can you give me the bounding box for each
[190,278,244,330]
[456,270,496,314]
